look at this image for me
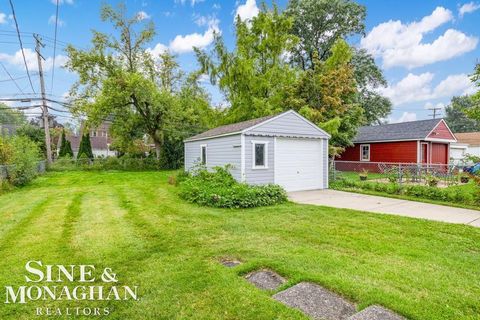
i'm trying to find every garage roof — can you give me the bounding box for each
[354,119,448,143]
[185,114,277,142]
[185,110,329,142]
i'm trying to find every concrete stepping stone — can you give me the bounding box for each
[273,282,356,320]
[245,269,286,290]
[348,305,405,320]
[221,259,242,268]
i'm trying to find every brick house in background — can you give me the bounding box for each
[337,119,456,169]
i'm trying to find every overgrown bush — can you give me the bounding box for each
[0,136,41,186]
[177,165,288,208]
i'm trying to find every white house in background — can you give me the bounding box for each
[450,132,480,164]
[184,110,330,192]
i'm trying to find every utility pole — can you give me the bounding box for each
[428,107,442,119]
[34,34,53,164]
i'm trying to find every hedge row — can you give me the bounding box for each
[332,179,480,207]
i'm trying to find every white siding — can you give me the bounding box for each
[246,112,328,138]
[184,134,242,181]
[244,135,275,185]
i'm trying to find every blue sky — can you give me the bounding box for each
[0,0,479,124]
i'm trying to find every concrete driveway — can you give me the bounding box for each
[289,189,480,227]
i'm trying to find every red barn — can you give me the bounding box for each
[337,119,456,169]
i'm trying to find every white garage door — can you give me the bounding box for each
[275,138,323,192]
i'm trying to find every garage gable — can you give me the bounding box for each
[244,110,330,138]
[426,120,456,142]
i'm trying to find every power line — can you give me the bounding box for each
[0,62,25,94]
[8,0,36,94]
[50,0,60,94]
[0,75,28,82]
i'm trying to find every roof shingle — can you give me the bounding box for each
[185,113,278,141]
[354,119,443,143]
[454,132,480,145]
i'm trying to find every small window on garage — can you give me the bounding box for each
[252,141,268,169]
[360,144,370,161]
[200,144,207,165]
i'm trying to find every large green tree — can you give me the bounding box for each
[286,0,390,125]
[66,3,175,159]
[286,0,366,69]
[351,48,391,124]
[287,39,363,155]
[196,4,298,123]
[445,95,480,133]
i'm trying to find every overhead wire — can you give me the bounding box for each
[8,0,36,93]
[0,61,25,94]
[50,0,60,94]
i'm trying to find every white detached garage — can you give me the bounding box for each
[184,110,330,192]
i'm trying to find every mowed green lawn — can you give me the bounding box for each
[0,171,480,319]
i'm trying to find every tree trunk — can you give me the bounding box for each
[154,140,161,160]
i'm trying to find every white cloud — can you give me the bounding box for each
[0,48,68,72]
[361,7,478,69]
[48,15,65,27]
[146,43,168,57]
[169,19,220,54]
[379,72,476,106]
[147,17,220,56]
[0,12,7,24]
[379,73,434,105]
[169,29,216,54]
[382,29,478,69]
[235,0,259,22]
[136,11,151,21]
[390,112,417,123]
[459,2,480,17]
[434,73,476,96]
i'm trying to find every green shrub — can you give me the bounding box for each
[0,177,13,194]
[331,178,478,207]
[0,137,14,164]
[77,133,93,159]
[178,166,287,208]
[425,175,439,187]
[7,136,41,186]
